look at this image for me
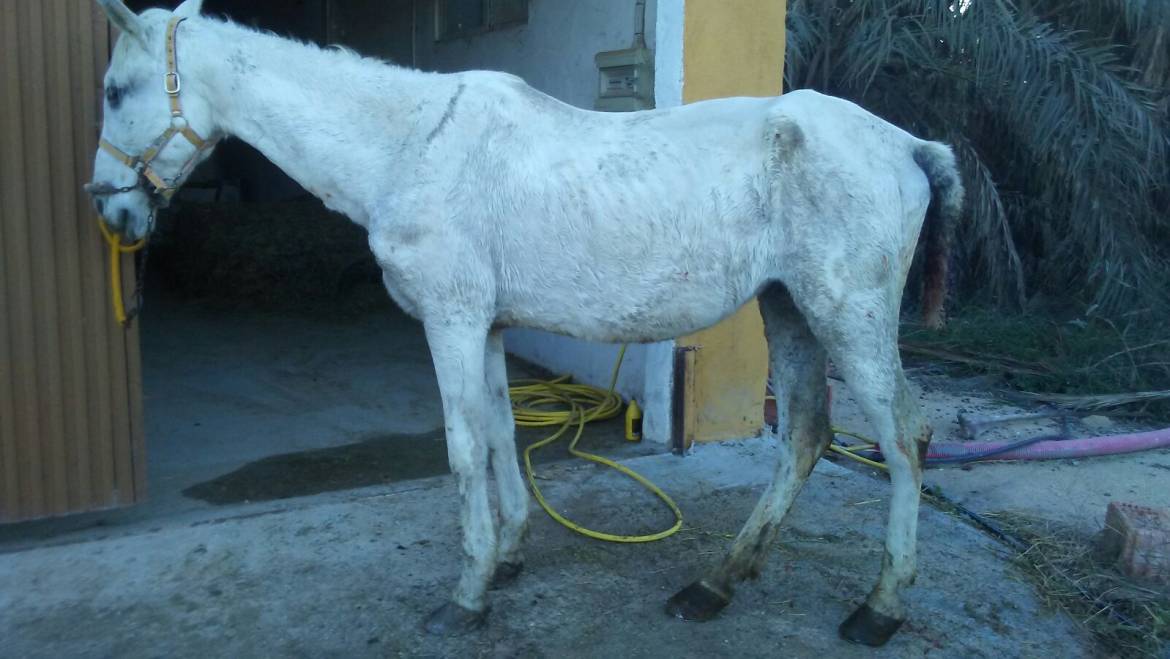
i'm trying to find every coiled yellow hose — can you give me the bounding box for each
[512,345,684,542]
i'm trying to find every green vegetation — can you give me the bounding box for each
[901,310,1170,417]
[786,0,1169,317]
[789,1,1170,410]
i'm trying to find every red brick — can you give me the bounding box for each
[1102,502,1170,584]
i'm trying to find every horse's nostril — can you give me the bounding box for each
[94,197,106,215]
[115,207,130,231]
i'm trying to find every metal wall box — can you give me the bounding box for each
[595,46,654,112]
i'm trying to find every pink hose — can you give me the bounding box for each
[925,427,1170,462]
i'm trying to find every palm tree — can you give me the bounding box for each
[785,0,1169,318]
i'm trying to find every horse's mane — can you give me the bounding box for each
[141,7,412,76]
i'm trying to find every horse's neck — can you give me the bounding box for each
[190,21,453,225]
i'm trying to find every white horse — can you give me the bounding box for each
[88,0,963,645]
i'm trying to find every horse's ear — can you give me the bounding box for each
[174,0,205,18]
[97,0,148,45]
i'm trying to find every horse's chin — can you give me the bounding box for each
[100,204,153,244]
[120,222,150,243]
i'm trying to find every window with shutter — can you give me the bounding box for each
[436,0,528,40]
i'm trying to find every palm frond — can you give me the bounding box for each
[785,0,1170,319]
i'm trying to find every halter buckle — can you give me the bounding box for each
[164,72,181,95]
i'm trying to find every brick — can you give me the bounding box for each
[1101,502,1170,584]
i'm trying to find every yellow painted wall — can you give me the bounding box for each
[682,0,787,104]
[676,0,786,445]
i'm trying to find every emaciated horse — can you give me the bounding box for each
[87,0,963,645]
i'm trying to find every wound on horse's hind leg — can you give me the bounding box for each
[916,427,933,465]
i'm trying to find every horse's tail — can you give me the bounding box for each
[913,142,964,330]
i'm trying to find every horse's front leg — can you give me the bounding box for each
[421,319,498,636]
[484,329,528,584]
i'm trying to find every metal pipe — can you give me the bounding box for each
[634,0,647,47]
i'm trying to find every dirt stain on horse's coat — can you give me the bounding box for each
[426,82,467,144]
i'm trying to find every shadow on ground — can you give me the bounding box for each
[182,416,631,505]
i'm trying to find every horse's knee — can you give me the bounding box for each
[447,444,487,480]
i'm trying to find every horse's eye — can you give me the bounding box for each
[105,85,124,109]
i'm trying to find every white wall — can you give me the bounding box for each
[413,0,682,444]
[414,0,657,109]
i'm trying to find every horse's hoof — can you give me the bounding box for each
[665,580,731,622]
[490,561,524,589]
[422,601,488,636]
[838,604,904,647]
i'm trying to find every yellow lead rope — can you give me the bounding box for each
[97,217,146,326]
[513,345,684,542]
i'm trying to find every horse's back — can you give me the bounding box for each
[394,79,935,340]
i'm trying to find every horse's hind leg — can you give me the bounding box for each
[798,286,930,647]
[484,329,528,585]
[666,284,832,621]
[836,367,927,646]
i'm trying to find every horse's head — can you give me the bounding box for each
[87,0,219,241]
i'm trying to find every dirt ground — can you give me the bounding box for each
[1,442,1089,658]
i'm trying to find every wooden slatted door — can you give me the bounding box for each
[0,2,146,523]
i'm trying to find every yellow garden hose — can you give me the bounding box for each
[764,395,888,472]
[512,345,684,542]
[827,427,889,471]
[97,217,146,326]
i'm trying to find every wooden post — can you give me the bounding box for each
[675,0,787,448]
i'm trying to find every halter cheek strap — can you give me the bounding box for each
[97,16,219,203]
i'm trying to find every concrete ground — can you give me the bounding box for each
[3,304,1166,656]
[0,301,653,542]
[1,440,1088,658]
[141,300,655,512]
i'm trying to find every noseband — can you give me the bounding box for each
[87,16,219,205]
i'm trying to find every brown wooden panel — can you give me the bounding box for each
[1,1,45,518]
[49,0,95,512]
[82,4,121,512]
[28,0,72,516]
[0,74,18,521]
[0,1,143,523]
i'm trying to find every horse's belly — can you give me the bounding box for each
[497,267,762,343]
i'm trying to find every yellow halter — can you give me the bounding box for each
[94,16,220,204]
